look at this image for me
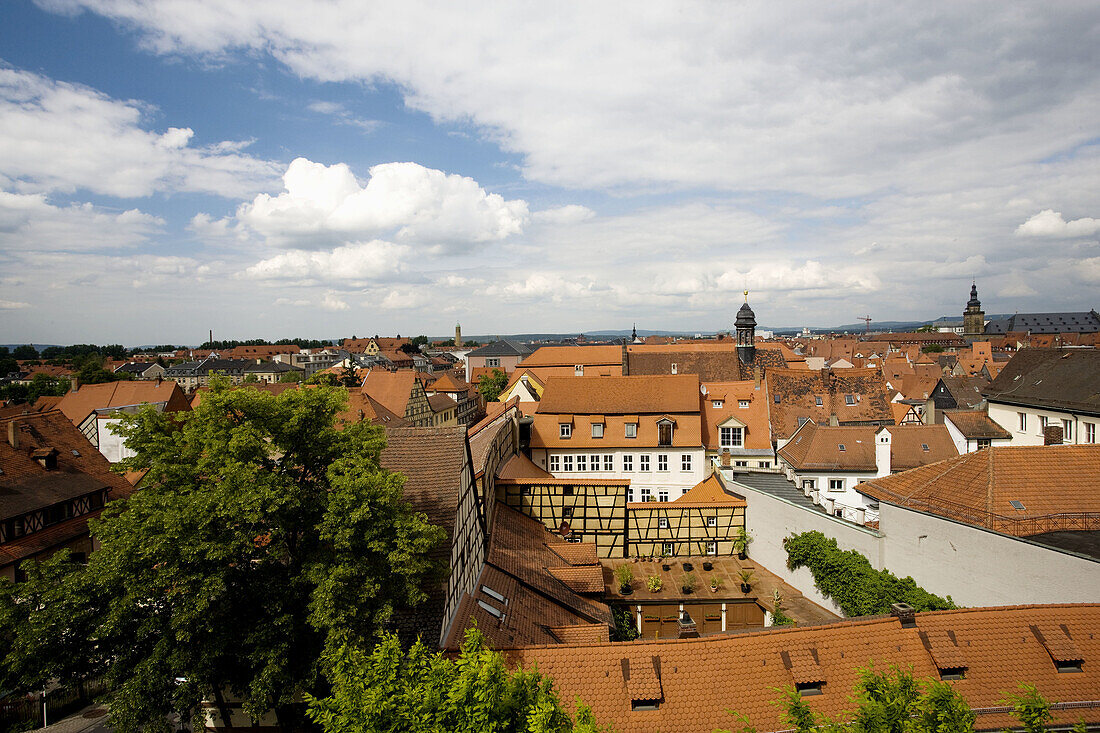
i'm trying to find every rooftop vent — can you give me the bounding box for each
[891,602,917,628]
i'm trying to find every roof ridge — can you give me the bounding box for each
[986,442,995,524]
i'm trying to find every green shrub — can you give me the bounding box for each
[784,531,955,617]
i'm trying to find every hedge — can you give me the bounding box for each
[784,531,955,617]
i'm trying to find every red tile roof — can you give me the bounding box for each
[522,346,623,367]
[700,381,771,450]
[766,368,894,440]
[779,423,957,472]
[56,380,190,425]
[942,410,1011,440]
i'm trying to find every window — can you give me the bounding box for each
[549,455,560,472]
[815,395,823,406]
[681,454,692,471]
[657,421,673,446]
[591,423,604,438]
[478,600,504,619]
[1062,419,1073,442]
[671,363,678,374]
[707,516,717,527]
[706,541,718,556]
[845,394,856,405]
[604,455,613,470]
[1086,422,1096,443]
[640,455,650,471]
[662,542,673,556]
[565,533,583,544]
[481,585,506,603]
[658,517,669,529]
[976,438,991,449]
[623,454,633,471]
[1018,412,1027,431]
[1056,661,1083,674]
[738,400,750,409]
[576,455,587,471]
[628,488,635,502]
[774,395,781,403]
[802,479,816,491]
[486,357,500,368]
[625,422,638,438]
[719,426,743,448]
[758,461,770,468]
[712,400,724,408]
[921,443,930,451]
[560,423,572,438]
[795,682,823,696]
[632,700,660,711]
[574,364,584,376]
[658,490,669,502]
[562,507,573,519]
[828,479,844,492]
[640,487,652,501]
[838,443,846,452]
[657,454,668,471]
[1039,415,1049,430]
[590,454,600,471]
[563,486,574,496]
[735,460,748,467]
[562,455,573,472]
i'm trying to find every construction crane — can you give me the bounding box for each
[857,315,872,335]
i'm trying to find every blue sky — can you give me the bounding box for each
[1,1,1098,344]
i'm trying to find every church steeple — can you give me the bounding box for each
[963,282,985,338]
[631,323,638,342]
[735,290,756,364]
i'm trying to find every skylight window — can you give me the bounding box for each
[795,682,823,696]
[477,600,504,619]
[838,444,846,451]
[481,585,506,603]
[1010,500,1026,510]
[71,449,81,457]
[921,443,929,451]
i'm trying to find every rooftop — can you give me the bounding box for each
[983,348,1100,416]
[537,374,701,415]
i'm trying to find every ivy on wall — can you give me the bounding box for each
[784,531,955,617]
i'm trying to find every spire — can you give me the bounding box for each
[631,323,637,342]
[967,282,981,309]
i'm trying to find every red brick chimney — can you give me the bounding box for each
[7,420,18,449]
[1044,425,1064,446]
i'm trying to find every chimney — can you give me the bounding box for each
[70,377,79,393]
[7,420,18,449]
[621,343,630,376]
[754,365,762,390]
[1044,425,1064,446]
[829,413,839,426]
[721,449,731,468]
[891,602,916,628]
[875,428,892,477]
[677,610,699,638]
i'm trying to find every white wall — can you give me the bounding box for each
[533,447,705,500]
[988,402,1099,446]
[879,502,1100,606]
[98,417,136,463]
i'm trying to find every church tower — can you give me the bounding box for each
[963,283,985,337]
[455,322,462,348]
[735,291,756,364]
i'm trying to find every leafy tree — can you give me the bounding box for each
[0,373,70,404]
[609,605,639,641]
[922,344,945,353]
[0,348,17,378]
[306,627,605,733]
[12,345,38,360]
[916,325,937,333]
[242,373,260,383]
[38,346,64,360]
[0,381,446,733]
[279,370,304,383]
[75,355,129,385]
[784,531,954,616]
[337,366,362,389]
[1004,684,1052,733]
[399,342,421,355]
[410,335,429,348]
[477,369,509,402]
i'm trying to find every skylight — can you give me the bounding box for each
[1009,500,1026,510]
[838,444,846,451]
[477,600,504,619]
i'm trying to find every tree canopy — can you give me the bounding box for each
[477,369,509,402]
[0,380,446,733]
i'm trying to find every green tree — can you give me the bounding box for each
[921,344,945,353]
[75,355,129,384]
[279,370,304,383]
[242,373,260,383]
[306,627,605,733]
[1005,684,1052,733]
[12,345,38,360]
[0,373,71,404]
[0,381,446,733]
[410,335,429,349]
[477,368,509,402]
[337,366,362,389]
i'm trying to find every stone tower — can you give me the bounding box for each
[735,290,756,364]
[963,282,984,337]
[455,322,462,348]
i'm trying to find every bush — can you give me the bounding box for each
[784,531,955,617]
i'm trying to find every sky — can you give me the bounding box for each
[1,1,1099,345]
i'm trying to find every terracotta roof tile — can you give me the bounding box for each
[700,381,771,450]
[779,423,957,472]
[547,565,605,593]
[522,346,623,367]
[624,653,663,701]
[548,624,610,644]
[55,380,190,425]
[672,473,747,508]
[943,410,1011,440]
[767,368,893,440]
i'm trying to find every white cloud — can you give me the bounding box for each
[321,291,350,311]
[0,191,163,251]
[0,67,279,198]
[532,205,595,225]
[232,157,529,249]
[1016,209,1100,237]
[242,239,407,283]
[0,299,30,310]
[306,100,382,132]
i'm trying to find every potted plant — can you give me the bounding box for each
[681,572,697,594]
[615,564,634,594]
[682,561,694,572]
[738,569,755,593]
[734,527,753,560]
[702,560,713,571]
[646,575,663,593]
[710,576,722,593]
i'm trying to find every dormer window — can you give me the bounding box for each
[712,400,723,408]
[574,364,584,376]
[738,400,749,408]
[560,423,572,439]
[815,396,823,407]
[845,394,856,405]
[657,419,674,447]
[591,422,604,438]
[625,422,638,438]
[671,363,678,374]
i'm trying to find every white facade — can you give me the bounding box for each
[987,401,1100,446]
[530,447,706,501]
[942,413,1014,454]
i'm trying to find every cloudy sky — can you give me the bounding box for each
[1,1,1098,344]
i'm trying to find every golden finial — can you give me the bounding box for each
[743,289,749,303]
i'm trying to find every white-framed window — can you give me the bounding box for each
[625,422,638,438]
[486,357,500,368]
[828,479,844,492]
[735,460,748,467]
[576,454,587,471]
[712,399,723,408]
[706,516,717,527]
[815,396,823,407]
[845,394,856,405]
[657,454,668,471]
[802,479,816,491]
[671,363,678,374]
[681,454,692,471]
[1018,412,1027,432]
[657,420,673,446]
[1039,415,1049,431]
[1063,419,1073,442]
[565,533,583,544]
[658,517,669,529]
[640,455,651,471]
[758,461,770,468]
[628,488,635,502]
[590,454,600,471]
[560,423,572,438]
[706,541,718,556]
[658,490,669,502]
[640,487,652,501]
[562,455,573,472]
[623,454,633,471]
[574,364,584,376]
[1086,422,1096,443]
[720,426,743,448]
[549,455,560,472]
[738,400,750,408]
[662,542,674,556]
[604,455,613,471]
[591,423,604,438]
